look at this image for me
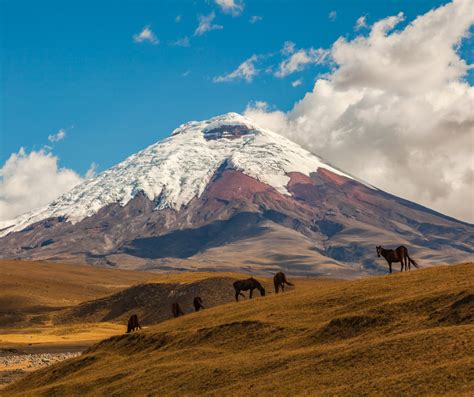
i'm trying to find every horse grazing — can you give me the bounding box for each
[376,245,419,274]
[172,302,184,318]
[273,272,294,294]
[233,278,266,302]
[193,296,204,312]
[126,314,141,333]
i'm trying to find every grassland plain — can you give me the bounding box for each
[0,260,254,352]
[3,263,473,396]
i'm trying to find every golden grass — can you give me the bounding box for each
[4,263,473,396]
[0,260,155,309]
[0,323,124,346]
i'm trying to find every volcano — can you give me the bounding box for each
[1,113,472,276]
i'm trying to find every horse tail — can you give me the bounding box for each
[407,255,419,268]
[282,273,293,286]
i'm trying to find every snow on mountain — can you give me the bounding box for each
[1,113,366,238]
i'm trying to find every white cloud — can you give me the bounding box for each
[329,11,337,21]
[182,70,190,77]
[291,79,302,87]
[171,36,190,47]
[214,55,259,83]
[194,12,223,36]
[275,47,329,77]
[48,128,66,143]
[245,0,474,222]
[133,26,159,45]
[85,162,98,179]
[215,0,244,16]
[249,15,262,24]
[281,41,296,55]
[0,148,84,221]
[175,15,182,23]
[355,15,368,31]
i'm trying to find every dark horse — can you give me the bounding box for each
[233,278,266,301]
[376,245,419,274]
[193,296,204,312]
[273,272,293,293]
[126,314,141,333]
[172,302,184,318]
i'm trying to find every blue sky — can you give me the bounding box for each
[1,0,460,174]
[1,0,473,223]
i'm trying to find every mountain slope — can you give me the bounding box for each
[4,263,473,396]
[0,113,472,275]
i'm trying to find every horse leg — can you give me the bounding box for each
[235,290,240,301]
[281,283,285,293]
[389,262,392,274]
[249,289,253,299]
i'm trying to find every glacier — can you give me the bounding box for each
[0,113,368,237]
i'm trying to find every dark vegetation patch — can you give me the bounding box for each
[324,243,366,262]
[121,212,268,259]
[314,220,344,238]
[189,320,285,348]
[411,237,474,253]
[40,239,54,247]
[316,315,390,341]
[430,292,473,326]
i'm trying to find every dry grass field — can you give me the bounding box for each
[0,261,245,349]
[0,260,156,323]
[3,262,473,396]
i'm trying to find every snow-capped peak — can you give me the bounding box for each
[0,113,365,237]
[172,112,259,137]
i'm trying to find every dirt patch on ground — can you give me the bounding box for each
[0,351,80,389]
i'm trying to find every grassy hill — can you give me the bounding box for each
[56,274,255,325]
[0,261,255,352]
[4,263,473,396]
[0,260,156,330]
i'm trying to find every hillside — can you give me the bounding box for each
[0,263,261,389]
[57,273,271,325]
[5,263,473,396]
[0,260,157,330]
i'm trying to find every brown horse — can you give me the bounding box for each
[193,296,204,312]
[172,302,184,318]
[233,278,266,301]
[376,245,419,274]
[126,314,141,333]
[273,272,293,293]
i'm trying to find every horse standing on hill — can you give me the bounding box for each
[193,297,204,312]
[376,245,419,274]
[126,314,141,333]
[273,272,293,293]
[172,302,184,318]
[233,278,266,301]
